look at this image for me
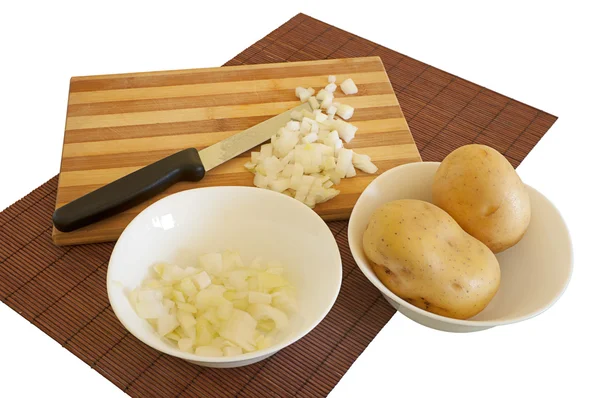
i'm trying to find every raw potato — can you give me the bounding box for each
[432,144,531,253]
[363,199,500,320]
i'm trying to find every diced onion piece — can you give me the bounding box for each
[250,151,260,164]
[244,162,256,171]
[286,120,300,131]
[257,272,289,291]
[317,89,334,109]
[257,319,276,332]
[178,278,197,299]
[253,173,268,189]
[157,312,179,336]
[297,87,311,102]
[333,119,358,143]
[281,164,294,178]
[225,269,250,290]
[326,105,337,115]
[289,163,304,190]
[192,271,211,290]
[294,177,311,202]
[172,290,185,302]
[178,337,194,352]
[324,169,342,185]
[195,288,225,311]
[302,132,318,144]
[307,87,315,95]
[272,286,299,313]
[165,332,181,341]
[323,155,336,170]
[248,291,272,304]
[176,302,198,313]
[223,346,243,357]
[136,289,164,319]
[325,83,337,93]
[160,265,186,282]
[260,144,273,158]
[217,300,234,320]
[219,309,257,352]
[195,346,223,357]
[340,78,358,94]
[352,152,379,174]
[346,162,357,178]
[177,310,196,330]
[318,123,332,133]
[267,177,288,192]
[308,96,319,110]
[247,304,289,330]
[263,156,283,179]
[280,150,295,166]
[335,148,353,178]
[314,111,327,123]
[316,89,329,101]
[336,103,354,120]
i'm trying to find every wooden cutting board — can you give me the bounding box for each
[53,56,421,245]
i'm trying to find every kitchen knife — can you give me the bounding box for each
[52,102,312,233]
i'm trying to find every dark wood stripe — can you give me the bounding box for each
[60,130,412,172]
[63,116,272,143]
[55,158,415,206]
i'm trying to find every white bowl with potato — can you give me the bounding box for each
[107,186,342,367]
[348,155,573,333]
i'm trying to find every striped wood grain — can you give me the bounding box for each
[53,56,420,245]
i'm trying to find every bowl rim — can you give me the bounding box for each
[107,185,342,363]
[348,161,574,328]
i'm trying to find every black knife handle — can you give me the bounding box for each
[53,148,205,233]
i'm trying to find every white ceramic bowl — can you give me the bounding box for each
[348,162,573,333]
[107,186,342,367]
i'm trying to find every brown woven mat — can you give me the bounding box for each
[0,13,556,398]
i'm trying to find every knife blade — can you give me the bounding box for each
[52,102,312,233]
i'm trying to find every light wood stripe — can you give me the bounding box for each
[65,101,297,130]
[70,57,382,81]
[69,58,383,92]
[62,118,408,158]
[54,57,421,245]
[65,94,398,130]
[68,72,389,105]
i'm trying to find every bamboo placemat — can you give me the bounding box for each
[0,13,557,398]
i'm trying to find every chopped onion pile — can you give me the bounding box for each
[245,76,378,208]
[128,251,297,357]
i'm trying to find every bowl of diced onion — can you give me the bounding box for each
[107,186,342,368]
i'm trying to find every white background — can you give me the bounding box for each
[1,1,598,397]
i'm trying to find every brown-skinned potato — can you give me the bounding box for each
[432,144,531,253]
[363,199,500,320]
